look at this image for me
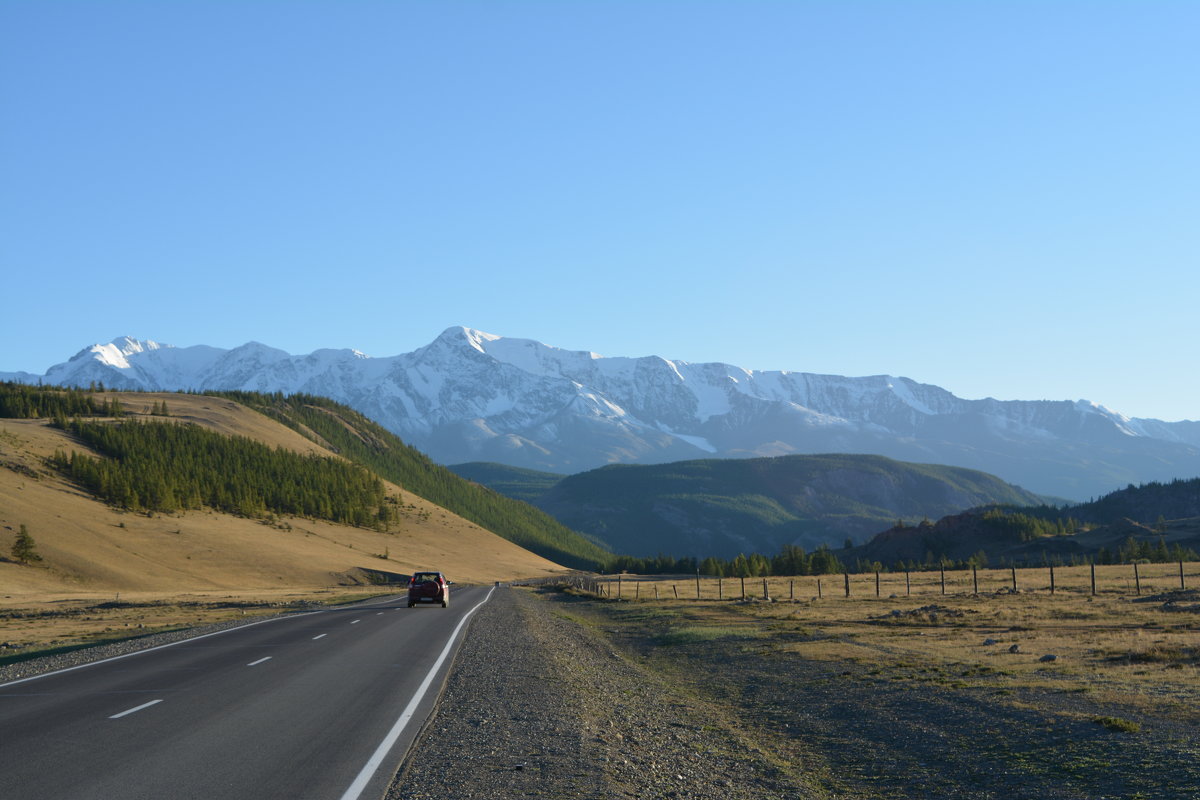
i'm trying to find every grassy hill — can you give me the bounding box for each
[0,384,576,602]
[213,392,610,570]
[523,453,1047,559]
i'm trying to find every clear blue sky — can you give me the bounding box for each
[3,1,1197,421]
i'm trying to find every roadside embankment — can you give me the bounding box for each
[389,586,824,799]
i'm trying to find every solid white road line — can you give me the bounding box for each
[247,657,272,667]
[312,634,328,640]
[350,620,361,624]
[109,699,163,719]
[338,586,496,800]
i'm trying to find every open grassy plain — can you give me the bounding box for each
[0,393,565,659]
[547,568,1200,798]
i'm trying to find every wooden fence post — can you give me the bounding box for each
[1090,562,1097,596]
[940,566,946,596]
[617,574,622,600]
[696,571,701,599]
[1049,564,1055,595]
[763,577,770,601]
[636,582,640,600]
[905,571,911,596]
[1011,566,1018,592]
[817,578,823,599]
[844,573,850,597]
[654,585,659,600]
[875,571,881,597]
[790,579,795,600]
[740,576,746,600]
[673,584,679,599]
[1181,561,1187,590]
[972,566,978,595]
[1134,562,1141,595]
[718,577,723,600]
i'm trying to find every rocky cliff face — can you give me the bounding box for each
[7,326,1200,500]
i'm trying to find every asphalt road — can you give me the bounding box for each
[0,585,493,800]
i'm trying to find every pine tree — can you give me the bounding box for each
[11,524,42,564]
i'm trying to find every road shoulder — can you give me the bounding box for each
[388,586,822,799]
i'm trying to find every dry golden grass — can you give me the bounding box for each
[0,393,567,651]
[606,563,1198,603]
[597,566,1200,722]
[546,576,1200,798]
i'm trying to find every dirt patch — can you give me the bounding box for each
[1132,589,1200,613]
[869,604,977,624]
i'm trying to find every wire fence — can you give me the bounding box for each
[568,561,1198,602]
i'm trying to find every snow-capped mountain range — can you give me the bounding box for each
[6,327,1200,501]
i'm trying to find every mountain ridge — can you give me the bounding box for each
[5,327,1200,500]
[452,454,1050,559]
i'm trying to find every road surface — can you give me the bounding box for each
[0,585,493,800]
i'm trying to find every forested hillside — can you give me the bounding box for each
[851,479,1200,569]
[520,453,1047,558]
[212,392,610,569]
[51,418,390,527]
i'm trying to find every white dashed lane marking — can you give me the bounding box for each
[110,699,163,719]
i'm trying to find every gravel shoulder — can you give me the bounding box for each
[388,586,833,799]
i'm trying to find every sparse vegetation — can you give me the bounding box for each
[658,625,759,645]
[1093,716,1141,733]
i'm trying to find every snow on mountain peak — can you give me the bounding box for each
[1076,399,1144,437]
[88,337,170,369]
[886,376,935,415]
[462,327,501,352]
[432,326,500,354]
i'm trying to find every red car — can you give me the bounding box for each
[407,571,450,608]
